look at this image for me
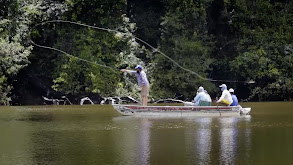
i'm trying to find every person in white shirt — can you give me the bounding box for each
[216,84,233,106]
[193,86,211,106]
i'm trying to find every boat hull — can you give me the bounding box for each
[112,104,241,117]
[184,102,251,115]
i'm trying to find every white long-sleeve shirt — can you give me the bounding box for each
[193,92,210,106]
[217,89,233,104]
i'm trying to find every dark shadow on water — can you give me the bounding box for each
[15,114,53,122]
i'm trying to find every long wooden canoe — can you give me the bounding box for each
[112,104,251,117]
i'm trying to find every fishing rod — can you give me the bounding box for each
[29,20,255,84]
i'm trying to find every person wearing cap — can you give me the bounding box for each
[216,84,233,106]
[229,88,238,106]
[121,65,150,106]
[193,86,211,106]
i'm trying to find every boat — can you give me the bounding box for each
[112,104,251,117]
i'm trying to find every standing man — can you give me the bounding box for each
[121,65,149,106]
[229,88,239,106]
[216,84,233,106]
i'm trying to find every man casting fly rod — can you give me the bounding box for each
[121,65,150,106]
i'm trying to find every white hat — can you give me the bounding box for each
[219,84,227,88]
[229,88,234,93]
[197,86,204,92]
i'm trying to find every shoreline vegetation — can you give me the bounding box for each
[1,0,293,106]
[2,101,293,108]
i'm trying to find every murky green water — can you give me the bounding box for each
[0,102,293,165]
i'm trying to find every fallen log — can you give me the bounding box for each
[80,97,94,105]
[42,96,72,105]
[154,98,185,104]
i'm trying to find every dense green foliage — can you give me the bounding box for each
[0,0,45,105]
[51,0,126,96]
[152,0,215,99]
[229,0,293,101]
[1,0,293,105]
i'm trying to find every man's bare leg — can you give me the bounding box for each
[145,96,148,106]
[142,96,148,106]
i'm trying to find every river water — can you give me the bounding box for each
[0,102,292,165]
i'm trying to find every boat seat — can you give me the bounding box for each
[199,101,211,106]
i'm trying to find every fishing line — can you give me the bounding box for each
[29,20,254,84]
[30,40,117,72]
[30,34,138,86]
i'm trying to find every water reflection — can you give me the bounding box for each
[219,117,239,164]
[112,117,151,164]
[241,116,252,163]
[114,116,252,164]
[194,118,212,164]
[138,118,151,164]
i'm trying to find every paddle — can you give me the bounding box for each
[216,102,221,116]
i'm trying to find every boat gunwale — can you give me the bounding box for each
[113,104,239,111]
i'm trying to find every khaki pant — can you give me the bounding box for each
[141,85,149,96]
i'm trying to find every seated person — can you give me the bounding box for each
[204,90,212,103]
[194,86,211,106]
[216,84,233,106]
[229,88,239,106]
